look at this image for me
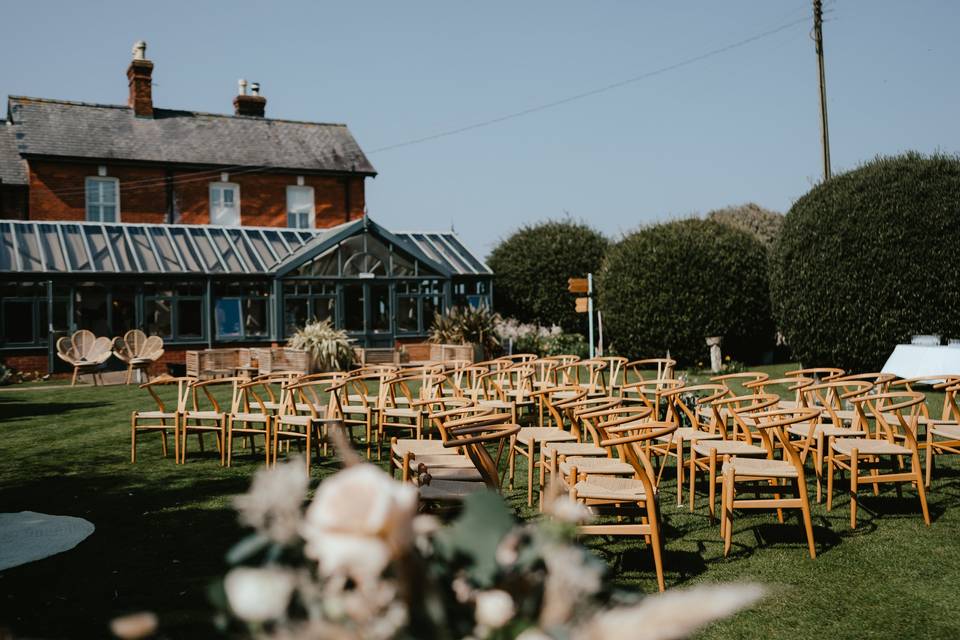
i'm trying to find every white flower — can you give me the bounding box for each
[109,612,158,639]
[234,458,309,544]
[545,496,594,524]
[540,544,603,628]
[304,532,391,582]
[474,589,516,630]
[574,584,765,640]
[516,629,553,640]
[224,566,296,623]
[301,464,418,581]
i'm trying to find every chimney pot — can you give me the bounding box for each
[233,82,266,118]
[238,79,248,96]
[127,41,154,118]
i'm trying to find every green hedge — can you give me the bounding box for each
[770,152,960,370]
[598,218,774,364]
[707,203,783,248]
[487,220,608,333]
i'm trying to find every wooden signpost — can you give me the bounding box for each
[568,275,594,357]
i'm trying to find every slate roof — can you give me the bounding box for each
[0,124,28,185]
[5,96,376,176]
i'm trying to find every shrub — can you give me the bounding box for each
[487,220,609,333]
[770,152,960,370]
[707,203,783,248]
[495,317,589,358]
[287,319,355,371]
[430,306,502,358]
[597,218,774,364]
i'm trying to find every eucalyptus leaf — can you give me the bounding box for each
[225,532,270,565]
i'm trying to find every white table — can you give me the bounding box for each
[881,344,960,380]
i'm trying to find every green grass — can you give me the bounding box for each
[1,368,959,639]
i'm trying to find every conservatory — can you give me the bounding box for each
[0,216,492,371]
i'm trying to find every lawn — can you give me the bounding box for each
[1,369,959,639]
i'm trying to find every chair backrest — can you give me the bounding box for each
[662,383,730,432]
[123,329,148,358]
[734,407,823,464]
[621,378,685,418]
[438,412,519,490]
[710,393,781,441]
[709,371,770,393]
[576,404,651,446]
[599,416,677,497]
[552,359,606,393]
[140,336,164,361]
[56,336,77,362]
[626,358,677,383]
[831,372,898,394]
[560,395,623,442]
[531,385,589,429]
[189,377,245,414]
[139,375,196,414]
[850,391,925,449]
[785,367,845,381]
[72,330,96,358]
[743,376,814,405]
[800,380,874,430]
[279,377,341,419]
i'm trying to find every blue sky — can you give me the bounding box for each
[2,1,957,258]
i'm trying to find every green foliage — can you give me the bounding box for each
[770,152,960,370]
[430,306,502,358]
[707,203,784,248]
[286,319,356,371]
[598,218,774,364]
[0,362,14,386]
[495,318,589,358]
[487,220,609,333]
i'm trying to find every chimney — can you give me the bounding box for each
[127,41,154,118]
[233,79,266,117]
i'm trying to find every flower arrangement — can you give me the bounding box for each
[214,454,763,639]
[495,318,588,358]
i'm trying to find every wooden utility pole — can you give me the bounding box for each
[813,0,832,181]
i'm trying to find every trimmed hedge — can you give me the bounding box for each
[598,218,774,364]
[487,220,609,333]
[770,152,960,370]
[707,203,783,248]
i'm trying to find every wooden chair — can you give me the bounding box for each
[710,371,770,394]
[226,379,275,467]
[56,329,114,386]
[621,377,685,420]
[510,386,586,506]
[826,392,931,528]
[273,378,339,469]
[653,383,729,507]
[720,407,823,559]
[785,367,845,382]
[925,381,960,486]
[789,380,874,502]
[743,376,814,409]
[570,418,678,591]
[130,376,193,463]
[113,329,165,385]
[328,373,381,459]
[685,393,780,520]
[593,356,629,395]
[391,400,486,478]
[417,414,521,506]
[180,377,242,465]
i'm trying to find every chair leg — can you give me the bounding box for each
[130,415,137,463]
[797,476,816,559]
[527,437,536,508]
[226,422,234,467]
[688,452,697,512]
[647,497,666,592]
[708,450,717,523]
[676,439,683,507]
[913,450,931,526]
[849,449,859,529]
[826,440,835,511]
[925,430,934,488]
[71,367,78,387]
[508,435,517,490]
[722,470,734,556]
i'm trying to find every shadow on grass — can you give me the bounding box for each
[0,395,105,421]
[0,471,250,639]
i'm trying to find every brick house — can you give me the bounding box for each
[0,42,492,374]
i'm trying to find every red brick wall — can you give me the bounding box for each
[27,159,365,229]
[176,172,365,227]
[29,160,167,223]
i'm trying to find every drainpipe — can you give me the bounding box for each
[205,277,214,348]
[46,280,54,374]
[272,278,282,343]
[343,174,352,223]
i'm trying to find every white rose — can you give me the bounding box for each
[474,589,516,630]
[224,567,296,623]
[304,531,391,581]
[546,496,594,524]
[303,464,417,551]
[109,612,158,639]
[516,629,553,640]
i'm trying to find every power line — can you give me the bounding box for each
[38,164,259,198]
[368,14,813,154]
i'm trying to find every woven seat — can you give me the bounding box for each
[930,422,960,439]
[418,479,487,501]
[515,427,577,443]
[831,438,911,456]
[722,457,798,478]
[277,415,313,427]
[407,454,476,469]
[692,440,766,457]
[560,457,635,476]
[136,410,176,420]
[655,427,722,443]
[184,410,222,420]
[392,439,454,457]
[541,442,606,457]
[414,465,483,482]
[383,407,420,418]
[232,412,270,423]
[574,475,647,501]
[786,423,865,438]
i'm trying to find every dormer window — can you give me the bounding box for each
[85,177,120,222]
[210,182,240,226]
[286,185,315,229]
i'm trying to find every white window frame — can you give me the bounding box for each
[209,182,241,226]
[286,185,315,229]
[85,176,120,222]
